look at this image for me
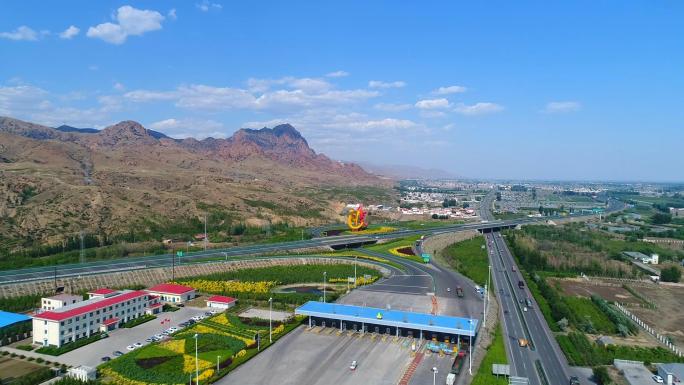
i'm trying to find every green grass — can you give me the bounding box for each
[523,273,559,332]
[441,236,488,286]
[36,333,105,356]
[392,220,465,230]
[121,314,156,328]
[471,324,508,385]
[564,297,617,334]
[366,235,422,254]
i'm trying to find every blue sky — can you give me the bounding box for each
[1,1,682,182]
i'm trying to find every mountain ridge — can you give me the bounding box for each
[0,116,394,246]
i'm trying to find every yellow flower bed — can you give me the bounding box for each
[212,313,232,327]
[389,246,414,257]
[183,354,213,374]
[194,368,214,382]
[180,279,276,294]
[160,339,185,354]
[100,367,152,385]
[353,226,397,235]
[235,349,247,358]
[225,332,255,346]
[272,324,285,335]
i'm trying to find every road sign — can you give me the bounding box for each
[176,251,184,257]
[422,253,431,263]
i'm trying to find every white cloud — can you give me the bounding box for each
[454,102,504,116]
[247,76,331,93]
[59,25,80,39]
[415,98,450,110]
[87,5,165,44]
[544,101,581,113]
[113,82,126,91]
[374,102,412,112]
[126,82,378,112]
[0,26,39,41]
[149,118,225,139]
[167,9,177,20]
[326,70,349,78]
[433,85,467,95]
[368,80,406,89]
[196,0,222,12]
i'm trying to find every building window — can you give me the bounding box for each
[44,321,47,325]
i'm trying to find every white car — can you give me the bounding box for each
[349,360,358,370]
[652,375,664,383]
[126,345,135,351]
[154,334,164,340]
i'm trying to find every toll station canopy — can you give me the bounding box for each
[295,301,478,337]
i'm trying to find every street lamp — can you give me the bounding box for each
[468,321,473,375]
[193,333,199,385]
[432,367,438,385]
[269,297,273,343]
[354,256,357,287]
[216,355,221,372]
[323,271,327,303]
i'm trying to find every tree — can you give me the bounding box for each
[592,366,611,385]
[661,266,682,283]
[495,192,502,201]
[651,212,672,225]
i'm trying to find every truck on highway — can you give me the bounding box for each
[518,280,525,289]
[455,286,464,298]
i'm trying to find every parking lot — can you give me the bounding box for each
[219,325,436,385]
[58,306,209,368]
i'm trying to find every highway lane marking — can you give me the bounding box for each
[369,284,429,289]
[357,288,427,295]
[392,274,431,277]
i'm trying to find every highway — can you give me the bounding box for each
[487,231,571,385]
[0,216,564,284]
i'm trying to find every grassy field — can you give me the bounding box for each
[471,324,508,385]
[393,220,465,230]
[366,235,422,254]
[564,297,617,334]
[440,236,488,286]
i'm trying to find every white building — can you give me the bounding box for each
[32,290,160,348]
[41,294,83,311]
[206,295,237,310]
[87,288,119,300]
[67,366,97,381]
[146,283,196,304]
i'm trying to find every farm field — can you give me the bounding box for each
[0,356,47,383]
[555,278,684,347]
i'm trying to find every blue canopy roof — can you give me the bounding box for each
[295,301,478,336]
[0,310,31,329]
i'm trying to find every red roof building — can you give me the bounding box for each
[206,295,237,309]
[89,288,116,295]
[146,283,196,304]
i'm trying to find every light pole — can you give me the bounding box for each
[194,333,199,385]
[269,297,273,343]
[216,355,221,372]
[484,264,491,327]
[354,256,357,287]
[323,271,327,303]
[432,367,438,385]
[468,320,473,375]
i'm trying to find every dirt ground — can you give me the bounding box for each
[554,278,684,347]
[0,356,45,381]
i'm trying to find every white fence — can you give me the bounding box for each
[614,302,682,357]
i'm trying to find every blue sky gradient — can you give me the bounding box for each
[1,1,682,181]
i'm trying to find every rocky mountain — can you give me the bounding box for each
[0,116,394,247]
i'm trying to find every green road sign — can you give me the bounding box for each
[176,251,184,257]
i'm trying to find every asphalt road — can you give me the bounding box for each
[487,231,571,385]
[0,217,571,284]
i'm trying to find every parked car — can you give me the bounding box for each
[349,360,358,370]
[652,375,664,383]
[126,345,135,351]
[134,342,143,348]
[177,304,185,307]
[145,338,154,343]
[101,356,111,362]
[113,351,124,357]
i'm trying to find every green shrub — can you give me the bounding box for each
[36,333,105,356]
